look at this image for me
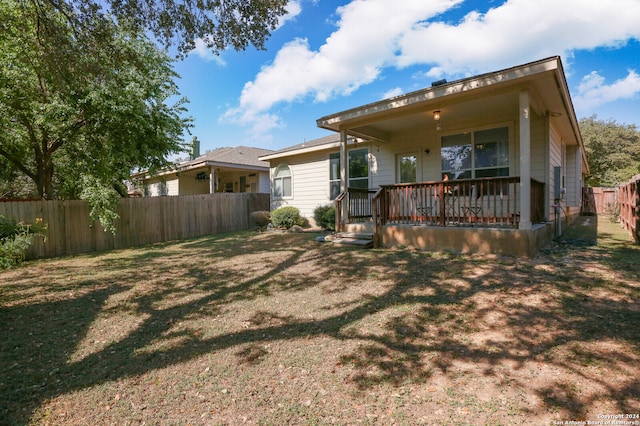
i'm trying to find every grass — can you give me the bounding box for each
[0,216,639,425]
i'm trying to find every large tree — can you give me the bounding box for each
[580,115,640,187]
[26,0,288,57]
[0,0,195,230]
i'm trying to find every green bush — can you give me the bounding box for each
[313,204,336,230]
[270,206,304,229]
[0,215,45,270]
[250,210,271,228]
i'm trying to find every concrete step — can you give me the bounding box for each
[334,232,374,240]
[324,232,374,248]
[330,237,374,248]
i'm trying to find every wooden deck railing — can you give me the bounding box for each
[334,188,377,232]
[336,177,545,233]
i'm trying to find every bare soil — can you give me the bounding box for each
[0,216,638,425]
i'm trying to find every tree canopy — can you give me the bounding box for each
[26,0,288,57]
[1,0,196,230]
[580,115,640,187]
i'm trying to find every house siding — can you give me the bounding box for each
[270,150,331,219]
[566,145,581,208]
[165,179,178,196]
[549,127,564,222]
[258,171,270,193]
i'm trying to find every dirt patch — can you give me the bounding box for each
[1,217,638,425]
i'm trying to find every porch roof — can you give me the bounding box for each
[316,56,588,173]
[132,145,273,180]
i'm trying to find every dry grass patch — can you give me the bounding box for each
[1,217,638,425]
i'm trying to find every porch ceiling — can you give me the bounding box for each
[316,57,581,149]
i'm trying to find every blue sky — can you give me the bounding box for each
[171,0,640,154]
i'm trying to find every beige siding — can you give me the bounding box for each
[548,127,564,221]
[179,177,210,195]
[530,115,547,182]
[270,151,331,218]
[258,171,270,193]
[167,178,179,196]
[565,145,581,207]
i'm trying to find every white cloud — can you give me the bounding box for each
[223,0,459,135]
[574,70,640,111]
[383,87,404,99]
[397,0,640,75]
[224,0,640,138]
[277,0,302,28]
[190,39,227,66]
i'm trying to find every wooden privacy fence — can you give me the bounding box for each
[618,174,640,243]
[0,193,269,259]
[581,187,618,215]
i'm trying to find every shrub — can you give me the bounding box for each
[250,210,271,228]
[313,204,336,230]
[0,215,46,270]
[270,206,304,229]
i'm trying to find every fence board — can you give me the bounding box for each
[618,175,640,243]
[582,187,618,215]
[0,193,269,259]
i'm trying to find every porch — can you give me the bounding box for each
[335,176,552,256]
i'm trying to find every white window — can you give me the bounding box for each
[441,127,509,179]
[273,164,292,198]
[329,148,369,199]
[397,153,418,183]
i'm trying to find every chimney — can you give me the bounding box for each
[189,136,200,160]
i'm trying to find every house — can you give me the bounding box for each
[132,140,273,196]
[260,56,589,256]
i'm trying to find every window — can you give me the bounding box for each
[398,153,417,183]
[274,164,292,198]
[348,148,369,189]
[441,127,509,179]
[329,153,341,200]
[329,148,369,199]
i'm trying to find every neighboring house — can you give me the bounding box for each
[260,56,589,256]
[133,144,273,196]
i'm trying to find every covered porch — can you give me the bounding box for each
[335,176,550,255]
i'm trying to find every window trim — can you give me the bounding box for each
[440,125,511,179]
[329,148,370,200]
[397,151,420,183]
[273,163,292,199]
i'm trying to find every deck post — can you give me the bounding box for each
[519,90,532,230]
[340,130,348,228]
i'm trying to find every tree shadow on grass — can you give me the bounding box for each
[0,285,126,424]
[0,226,638,424]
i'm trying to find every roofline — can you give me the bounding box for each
[316,56,562,132]
[550,59,589,174]
[259,137,363,161]
[131,160,269,180]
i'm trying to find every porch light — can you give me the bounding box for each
[433,110,441,132]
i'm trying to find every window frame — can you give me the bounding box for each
[329,147,370,200]
[441,126,510,180]
[397,152,419,183]
[273,164,292,199]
